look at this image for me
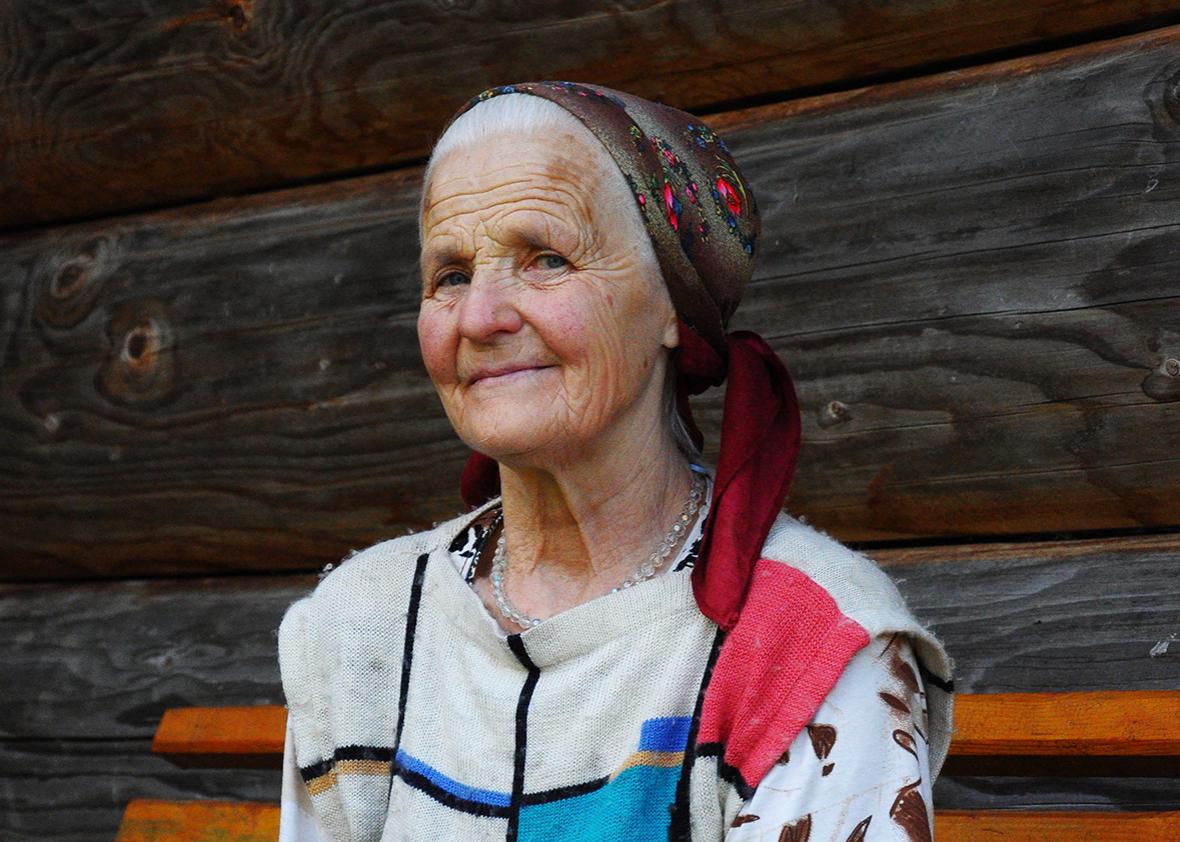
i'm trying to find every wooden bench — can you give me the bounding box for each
[117,691,1180,841]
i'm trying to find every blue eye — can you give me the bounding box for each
[537,254,568,270]
[437,271,469,288]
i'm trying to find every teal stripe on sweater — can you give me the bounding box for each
[518,763,681,842]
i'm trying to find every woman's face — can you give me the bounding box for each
[418,130,679,468]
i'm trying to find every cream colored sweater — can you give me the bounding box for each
[277,501,954,841]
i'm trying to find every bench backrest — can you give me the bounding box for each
[117,692,1180,841]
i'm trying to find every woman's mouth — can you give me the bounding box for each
[468,364,555,387]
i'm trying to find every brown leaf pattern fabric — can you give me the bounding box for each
[724,634,933,841]
[777,815,812,842]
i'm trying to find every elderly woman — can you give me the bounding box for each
[278,82,954,842]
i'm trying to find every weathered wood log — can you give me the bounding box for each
[3,535,1178,741]
[0,573,313,740]
[0,738,279,842]
[5,1,1180,228]
[885,533,1180,696]
[4,26,1180,575]
[935,774,1180,812]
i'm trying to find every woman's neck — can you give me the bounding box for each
[491,424,695,622]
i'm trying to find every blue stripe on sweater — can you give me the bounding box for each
[395,749,512,808]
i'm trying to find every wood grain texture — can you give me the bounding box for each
[715,24,1180,541]
[5,27,1180,575]
[0,739,279,842]
[116,799,279,842]
[0,574,313,740]
[5,0,1180,228]
[3,535,1178,741]
[877,534,1180,696]
[934,775,1180,812]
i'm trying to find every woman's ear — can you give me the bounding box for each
[661,307,680,350]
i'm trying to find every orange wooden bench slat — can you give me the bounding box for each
[152,705,288,759]
[935,810,1180,841]
[151,691,1180,766]
[114,800,1180,842]
[115,799,279,842]
[952,690,1180,756]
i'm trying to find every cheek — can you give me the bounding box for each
[417,306,455,384]
[543,301,613,374]
[545,295,647,395]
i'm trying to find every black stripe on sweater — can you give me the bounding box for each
[520,775,609,805]
[384,551,430,804]
[694,742,755,801]
[301,553,430,789]
[506,634,540,842]
[300,744,396,782]
[667,625,726,841]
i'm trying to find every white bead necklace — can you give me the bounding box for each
[490,470,706,630]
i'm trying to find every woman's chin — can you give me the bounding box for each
[463,433,559,465]
[459,419,585,468]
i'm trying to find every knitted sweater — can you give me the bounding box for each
[277,501,955,841]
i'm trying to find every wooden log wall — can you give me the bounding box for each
[3,1,1180,838]
[5,0,1180,229]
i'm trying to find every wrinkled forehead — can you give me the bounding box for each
[420,127,635,239]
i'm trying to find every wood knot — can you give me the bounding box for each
[100,300,177,407]
[818,400,851,428]
[1145,61,1180,139]
[1141,357,1180,402]
[36,236,120,328]
[221,0,251,32]
[121,319,160,371]
[50,254,94,299]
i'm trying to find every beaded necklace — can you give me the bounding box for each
[490,471,707,629]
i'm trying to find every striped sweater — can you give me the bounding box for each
[277,501,955,841]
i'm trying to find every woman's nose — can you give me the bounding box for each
[455,269,524,341]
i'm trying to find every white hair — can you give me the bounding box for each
[421,93,701,460]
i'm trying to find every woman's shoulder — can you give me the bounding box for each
[756,510,922,639]
[727,632,935,840]
[282,505,486,615]
[276,506,488,793]
[696,510,955,789]
[276,504,491,666]
[747,510,956,780]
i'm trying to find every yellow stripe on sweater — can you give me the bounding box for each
[306,759,392,796]
[610,750,684,779]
